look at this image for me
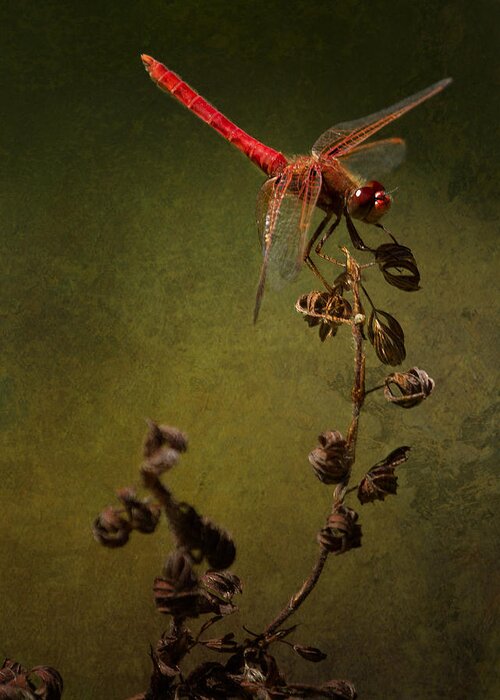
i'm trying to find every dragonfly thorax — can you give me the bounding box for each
[346,180,391,224]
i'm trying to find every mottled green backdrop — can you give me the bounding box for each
[1,1,498,698]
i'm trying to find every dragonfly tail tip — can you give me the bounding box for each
[141,54,154,68]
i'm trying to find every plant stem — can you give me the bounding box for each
[263,548,329,638]
[263,249,367,639]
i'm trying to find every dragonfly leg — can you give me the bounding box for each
[315,213,344,266]
[344,209,375,252]
[304,213,335,291]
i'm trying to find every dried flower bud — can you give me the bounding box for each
[144,446,180,476]
[154,551,201,618]
[163,550,198,591]
[92,506,132,548]
[375,243,420,291]
[367,309,406,366]
[153,577,202,619]
[309,431,349,484]
[318,505,362,555]
[384,367,435,408]
[296,291,352,342]
[201,520,237,571]
[28,666,63,700]
[117,488,161,534]
[144,419,188,458]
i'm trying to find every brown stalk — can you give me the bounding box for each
[263,248,366,639]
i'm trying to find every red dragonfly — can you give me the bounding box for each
[141,55,451,321]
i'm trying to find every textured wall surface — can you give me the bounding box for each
[1,1,498,698]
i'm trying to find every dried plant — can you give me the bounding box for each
[2,216,435,700]
[0,48,448,698]
[85,214,435,698]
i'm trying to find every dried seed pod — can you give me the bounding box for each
[358,446,410,504]
[201,520,237,571]
[154,551,202,618]
[384,367,435,407]
[117,488,161,534]
[143,446,180,476]
[163,550,198,590]
[367,309,406,366]
[165,501,205,552]
[318,505,362,555]
[144,419,188,458]
[28,666,64,700]
[153,577,203,618]
[309,431,349,484]
[375,243,421,291]
[92,506,132,548]
[296,291,352,342]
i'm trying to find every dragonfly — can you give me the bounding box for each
[141,55,451,321]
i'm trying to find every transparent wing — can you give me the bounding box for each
[312,78,452,159]
[253,162,322,322]
[337,137,406,180]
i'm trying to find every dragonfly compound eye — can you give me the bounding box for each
[347,181,391,223]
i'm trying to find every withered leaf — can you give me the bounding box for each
[367,309,406,366]
[272,624,298,641]
[292,645,327,662]
[358,447,410,505]
[375,243,420,291]
[201,633,239,653]
[184,661,242,698]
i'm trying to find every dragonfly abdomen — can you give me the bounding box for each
[141,55,287,177]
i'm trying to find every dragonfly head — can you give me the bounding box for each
[347,180,391,224]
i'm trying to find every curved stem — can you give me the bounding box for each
[262,250,368,642]
[263,548,329,638]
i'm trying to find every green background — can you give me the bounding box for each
[1,1,498,698]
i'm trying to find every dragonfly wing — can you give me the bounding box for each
[337,137,407,180]
[254,163,322,322]
[311,78,452,159]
